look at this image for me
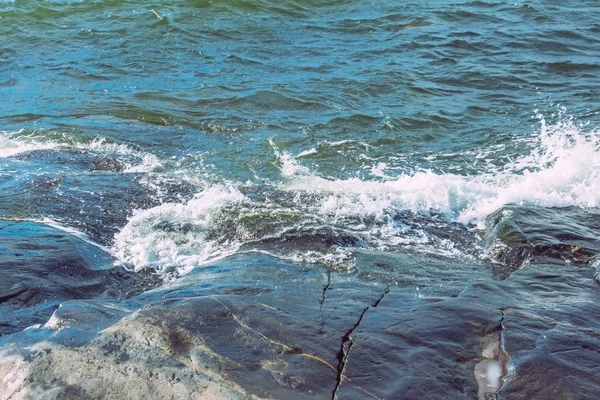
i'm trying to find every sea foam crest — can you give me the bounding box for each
[0,130,162,173]
[0,129,57,158]
[113,115,600,275]
[113,185,247,275]
[281,116,600,229]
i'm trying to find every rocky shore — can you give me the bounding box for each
[2,220,599,399]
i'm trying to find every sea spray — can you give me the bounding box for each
[111,115,600,275]
[0,130,162,173]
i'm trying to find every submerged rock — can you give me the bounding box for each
[0,220,161,335]
[484,206,600,279]
[13,149,127,172]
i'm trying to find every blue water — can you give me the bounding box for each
[2,1,599,181]
[1,1,600,398]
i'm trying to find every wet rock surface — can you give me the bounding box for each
[484,206,600,279]
[2,150,198,246]
[0,221,161,335]
[498,268,600,399]
[1,239,599,399]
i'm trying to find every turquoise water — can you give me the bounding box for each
[2,1,599,181]
[2,0,600,270]
[1,1,600,398]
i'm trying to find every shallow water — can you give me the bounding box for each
[1,1,599,399]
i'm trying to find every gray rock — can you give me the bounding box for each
[0,220,160,335]
[2,248,600,399]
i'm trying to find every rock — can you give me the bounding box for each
[0,323,251,400]
[498,268,600,399]
[0,220,161,335]
[13,149,126,172]
[1,252,492,399]
[2,250,600,399]
[484,206,600,279]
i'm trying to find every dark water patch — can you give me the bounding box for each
[14,149,126,172]
[230,90,332,113]
[550,28,595,42]
[526,39,588,56]
[541,60,600,76]
[0,76,18,88]
[435,9,507,25]
[0,114,51,125]
[108,104,180,127]
[50,64,116,83]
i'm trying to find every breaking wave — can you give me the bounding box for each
[0,129,162,173]
[112,114,600,276]
[282,113,600,227]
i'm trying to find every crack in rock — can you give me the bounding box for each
[331,285,390,400]
[319,271,331,332]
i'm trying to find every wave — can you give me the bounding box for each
[282,113,600,227]
[111,114,600,276]
[0,129,162,173]
[112,185,247,276]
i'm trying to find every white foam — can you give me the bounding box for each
[370,162,391,179]
[43,306,65,331]
[0,130,162,173]
[297,147,317,158]
[328,140,355,147]
[0,129,58,157]
[112,185,247,275]
[85,138,162,173]
[113,115,600,275]
[268,138,312,179]
[280,116,600,229]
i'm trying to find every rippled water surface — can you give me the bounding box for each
[1,1,600,399]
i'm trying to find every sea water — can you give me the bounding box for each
[1,1,599,399]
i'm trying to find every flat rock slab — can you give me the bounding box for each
[496,268,600,399]
[1,250,600,399]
